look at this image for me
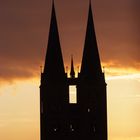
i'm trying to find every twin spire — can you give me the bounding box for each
[80,2,102,79]
[43,2,65,79]
[44,1,102,80]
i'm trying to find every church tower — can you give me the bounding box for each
[40,1,107,140]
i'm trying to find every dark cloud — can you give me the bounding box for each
[0,0,140,82]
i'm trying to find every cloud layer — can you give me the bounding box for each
[0,0,140,82]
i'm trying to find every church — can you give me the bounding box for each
[40,1,107,140]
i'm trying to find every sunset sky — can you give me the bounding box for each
[0,0,140,140]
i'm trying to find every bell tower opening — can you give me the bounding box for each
[69,85,77,104]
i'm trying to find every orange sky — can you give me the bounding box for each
[0,0,140,82]
[0,0,140,140]
[0,75,140,140]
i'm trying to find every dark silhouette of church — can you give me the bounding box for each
[40,1,107,140]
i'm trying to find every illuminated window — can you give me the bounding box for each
[88,108,91,112]
[54,128,57,132]
[70,124,74,131]
[69,85,77,104]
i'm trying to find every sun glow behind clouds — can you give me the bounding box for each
[107,73,140,80]
[107,74,140,140]
[0,79,40,140]
[0,73,140,140]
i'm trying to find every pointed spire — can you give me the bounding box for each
[43,2,65,80]
[70,55,75,78]
[80,2,102,79]
[89,0,91,5]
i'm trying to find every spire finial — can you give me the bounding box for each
[90,0,91,4]
[89,0,92,7]
[70,55,75,78]
[89,0,92,13]
[52,0,55,12]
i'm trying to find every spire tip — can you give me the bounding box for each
[70,55,75,78]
